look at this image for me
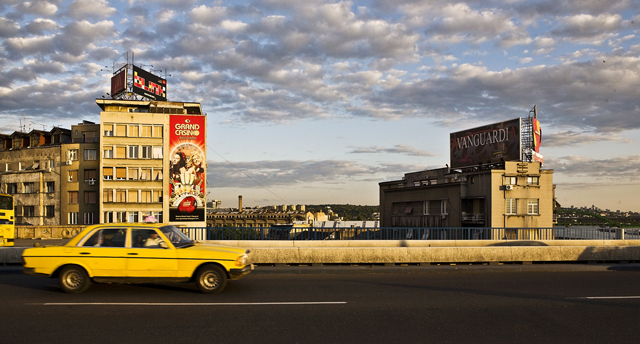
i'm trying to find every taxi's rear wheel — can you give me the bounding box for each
[195,265,227,294]
[59,265,91,294]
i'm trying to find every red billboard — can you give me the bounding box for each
[169,115,206,222]
[450,118,521,168]
[110,69,127,96]
[133,65,166,101]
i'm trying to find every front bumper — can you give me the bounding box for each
[228,264,253,280]
[22,267,48,277]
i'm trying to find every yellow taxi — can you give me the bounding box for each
[22,223,252,294]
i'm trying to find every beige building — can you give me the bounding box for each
[95,99,206,227]
[379,161,555,238]
[0,128,70,225]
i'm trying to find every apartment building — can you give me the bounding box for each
[379,161,555,238]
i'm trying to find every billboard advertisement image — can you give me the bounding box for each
[132,65,166,101]
[450,118,521,168]
[169,115,206,222]
[110,68,127,96]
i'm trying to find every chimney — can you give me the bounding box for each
[238,195,243,213]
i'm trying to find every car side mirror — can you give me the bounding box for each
[160,242,168,249]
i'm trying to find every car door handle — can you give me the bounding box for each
[80,252,91,255]
[128,253,138,255]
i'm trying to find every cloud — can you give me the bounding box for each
[349,144,438,157]
[207,159,423,188]
[543,131,633,147]
[66,0,117,19]
[548,155,640,180]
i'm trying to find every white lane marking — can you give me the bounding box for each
[574,296,640,300]
[37,302,347,306]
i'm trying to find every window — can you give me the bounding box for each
[84,169,97,182]
[46,181,54,193]
[115,189,126,202]
[82,228,126,247]
[116,146,126,158]
[441,200,448,215]
[104,147,113,158]
[141,125,152,137]
[128,146,138,159]
[141,190,152,203]
[423,201,429,215]
[84,191,96,204]
[84,149,97,161]
[153,169,163,181]
[116,211,126,223]
[45,205,55,217]
[141,168,151,181]
[104,123,114,136]
[527,199,539,215]
[128,212,139,223]
[505,199,517,215]
[128,124,139,137]
[68,149,78,161]
[68,170,78,182]
[23,206,35,217]
[505,176,517,185]
[104,212,114,223]
[83,131,97,143]
[84,212,95,225]
[153,125,163,138]
[527,176,539,185]
[128,168,138,180]
[131,228,164,248]
[30,135,39,147]
[48,159,55,169]
[103,189,113,202]
[23,182,35,193]
[153,190,162,203]
[116,124,126,136]
[103,167,113,180]
[69,212,78,225]
[116,167,126,180]
[152,146,163,159]
[128,190,138,202]
[153,211,163,223]
[69,191,78,204]
[7,183,17,194]
[141,146,152,159]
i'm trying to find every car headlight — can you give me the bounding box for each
[235,252,250,267]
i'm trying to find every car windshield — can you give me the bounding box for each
[159,225,194,248]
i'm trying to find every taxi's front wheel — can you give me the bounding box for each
[59,265,91,294]
[195,265,227,294]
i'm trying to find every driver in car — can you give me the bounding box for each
[144,232,165,248]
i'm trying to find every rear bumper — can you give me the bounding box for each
[228,264,253,280]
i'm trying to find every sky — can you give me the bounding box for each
[1,0,640,211]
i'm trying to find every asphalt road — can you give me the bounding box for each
[2,266,640,343]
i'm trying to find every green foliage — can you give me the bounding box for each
[305,204,379,221]
[554,208,638,227]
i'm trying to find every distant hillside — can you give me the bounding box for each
[305,204,379,221]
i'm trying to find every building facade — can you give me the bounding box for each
[96,99,207,227]
[379,161,555,236]
[0,128,71,225]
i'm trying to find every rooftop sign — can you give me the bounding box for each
[450,118,521,168]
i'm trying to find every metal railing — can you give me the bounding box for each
[179,226,640,241]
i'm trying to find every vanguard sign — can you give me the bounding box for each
[450,118,521,168]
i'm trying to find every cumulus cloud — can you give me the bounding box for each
[66,0,116,19]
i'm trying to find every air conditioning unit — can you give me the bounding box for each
[48,168,54,172]
[88,179,96,185]
[505,185,514,191]
[66,160,72,165]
